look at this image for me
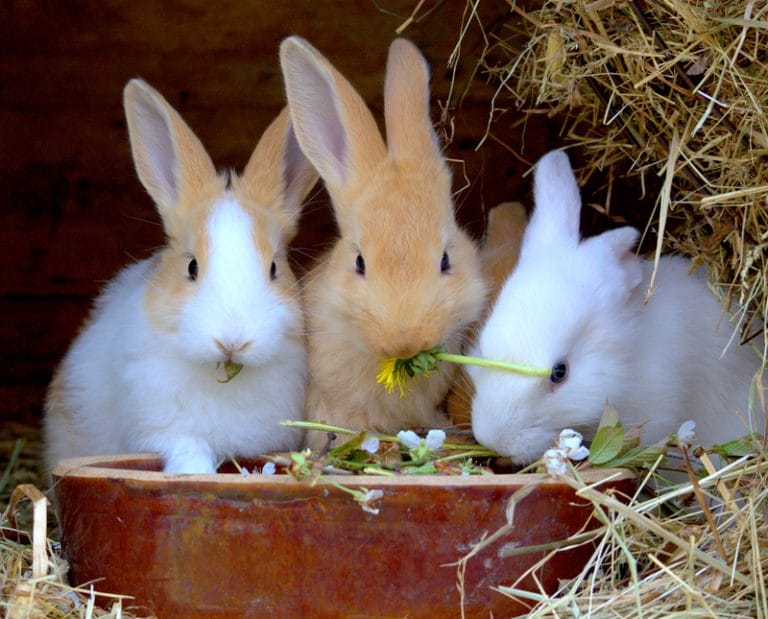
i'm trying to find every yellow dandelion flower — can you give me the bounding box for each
[376,357,409,398]
[375,346,551,397]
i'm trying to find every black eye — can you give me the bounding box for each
[188,258,198,281]
[270,261,277,281]
[355,253,365,276]
[550,359,568,385]
[440,251,450,273]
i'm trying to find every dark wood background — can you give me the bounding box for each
[1,1,557,437]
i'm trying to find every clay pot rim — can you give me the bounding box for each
[51,453,636,488]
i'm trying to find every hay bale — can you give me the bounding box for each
[461,0,767,339]
[1,457,135,617]
[489,450,768,617]
[441,2,768,615]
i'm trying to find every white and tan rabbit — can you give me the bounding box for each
[44,79,318,474]
[468,149,765,463]
[279,37,486,445]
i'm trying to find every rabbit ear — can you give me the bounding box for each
[383,38,442,162]
[582,226,644,295]
[241,107,319,225]
[525,150,582,250]
[123,79,217,220]
[279,36,386,194]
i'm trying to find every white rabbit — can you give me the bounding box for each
[279,37,486,446]
[44,79,318,474]
[468,150,765,463]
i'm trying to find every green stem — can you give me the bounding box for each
[281,420,356,435]
[281,420,402,443]
[326,481,362,497]
[361,467,398,476]
[435,352,551,377]
[282,421,500,457]
[436,450,496,463]
[441,443,498,456]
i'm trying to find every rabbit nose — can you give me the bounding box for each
[215,338,251,359]
[384,337,429,360]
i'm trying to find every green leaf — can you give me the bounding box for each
[711,433,762,458]
[407,462,437,475]
[621,425,642,452]
[327,457,369,471]
[217,360,244,383]
[328,432,366,459]
[601,443,667,469]
[589,426,625,465]
[597,402,621,431]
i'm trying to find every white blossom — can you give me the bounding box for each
[543,448,568,475]
[569,445,590,461]
[558,429,583,452]
[360,436,380,454]
[397,430,421,449]
[424,429,446,450]
[557,428,589,461]
[397,429,446,451]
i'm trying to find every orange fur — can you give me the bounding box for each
[281,37,486,446]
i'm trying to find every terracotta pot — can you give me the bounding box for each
[53,455,635,618]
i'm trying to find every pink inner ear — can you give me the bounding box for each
[285,52,347,187]
[281,121,317,216]
[133,96,179,206]
[283,123,307,190]
[310,96,346,179]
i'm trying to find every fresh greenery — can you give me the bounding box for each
[588,405,668,469]
[217,360,244,384]
[281,420,496,477]
[376,346,551,397]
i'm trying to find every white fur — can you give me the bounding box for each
[469,150,765,463]
[46,200,305,474]
[177,198,296,367]
[44,80,313,475]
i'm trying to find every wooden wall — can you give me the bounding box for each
[1,1,556,428]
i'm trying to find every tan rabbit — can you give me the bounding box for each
[44,79,318,474]
[478,202,528,305]
[280,37,486,446]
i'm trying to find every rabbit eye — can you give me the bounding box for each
[355,253,366,276]
[550,359,568,385]
[188,258,198,281]
[270,261,277,281]
[440,251,451,273]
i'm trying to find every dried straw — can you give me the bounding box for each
[452,448,768,618]
[1,463,140,618]
[454,0,768,342]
